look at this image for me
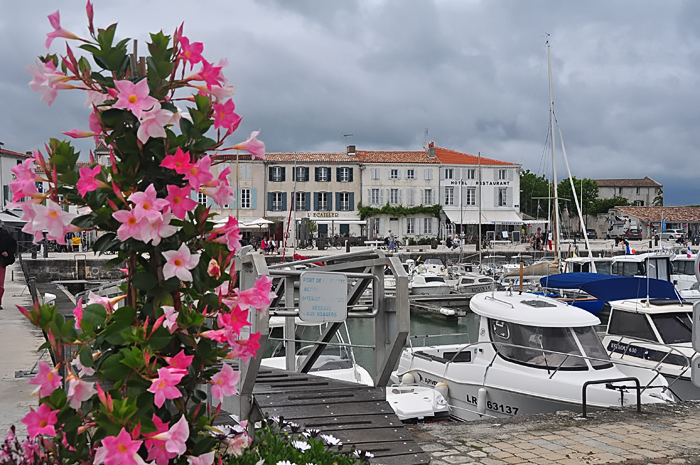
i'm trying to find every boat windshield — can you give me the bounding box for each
[593,261,612,275]
[572,327,613,369]
[425,259,443,265]
[672,260,695,276]
[424,276,446,284]
[489,319,590,370]
[651,312,693,344]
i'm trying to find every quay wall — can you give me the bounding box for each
[21,257,124,283]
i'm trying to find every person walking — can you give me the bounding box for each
[0,223,17,310]
[388,230,396,252]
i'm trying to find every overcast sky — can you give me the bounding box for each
[1,0,698,205]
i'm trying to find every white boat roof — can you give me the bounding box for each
[470,291,601,327]
[609,299,691,314]
[565,256,612,263]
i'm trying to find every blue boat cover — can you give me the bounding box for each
[540,273,679,302]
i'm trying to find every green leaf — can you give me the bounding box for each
[92,233,118,254]
[79,345,95,369]
[48,387,67,409]
[102,321,130,345]
[100,352,131,380]
[81,303,107,333]
[111,306,136,324]
[133,272,158,291]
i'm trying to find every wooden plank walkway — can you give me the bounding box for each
[253,368,430,465]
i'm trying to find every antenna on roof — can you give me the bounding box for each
[342,133,353,142]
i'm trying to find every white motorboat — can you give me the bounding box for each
[410,273,452,296]
[671,252,699,295]
[564,256,613,274]
[261,317,373,386]
[418,258,447,276]
[611,251,699,301]
[453,273,497,297]
[601,298,698,401]
[391,290,674,421]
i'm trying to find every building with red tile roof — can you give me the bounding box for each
[608,206,700,239]
[595,176,663,207]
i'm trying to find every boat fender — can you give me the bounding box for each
[476,387,488,415]
[435,382,448,399]
[401,372,415,385]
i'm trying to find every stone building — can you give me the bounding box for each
[595,176,662,207]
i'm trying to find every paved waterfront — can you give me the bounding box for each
[409,403,700,465]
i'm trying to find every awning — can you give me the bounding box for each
[444,210,522,225]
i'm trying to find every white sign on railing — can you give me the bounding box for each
[299,271,347,323]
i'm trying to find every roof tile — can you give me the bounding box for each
[615,206,700,222]
[596,176,662,188]
[434,146,519,166]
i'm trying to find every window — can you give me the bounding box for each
[406,218,415,235]
[498,169,507,180]
[635,200,644,206]
[636,187,640,195]
[271,192,284,211]
[498,187,507,206]
[651,313,693,344]
[371,168,380,180]
[424,169,432,180]
[270,166,285,182]
[608,311,657,341]
[240,188,251,209]
[389,169,399,179]
[444,168,453,179]
[423,218,433,234]
[444,186,454,206]
[466,169,475,180]
[423,189,433,205]
[295,192,307,211]
[198,192,207,205]
[466,187,476,206]
[316,167,330,182]
[294,166,309,182]
[371,188,380,205]
[619,187,624,195]
[317,192,330,211]
[390,188,399,205]
[338,167,352,182]
[339,192,351,211]
[406,169,415,179]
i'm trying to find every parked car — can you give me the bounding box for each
[657,229,685,241]
[586,229,598,239]
[627,228,643,240]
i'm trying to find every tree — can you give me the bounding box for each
[589,196,631,215]
[653,187,664,206]
[519,170,550,218]
[556,177,599,224]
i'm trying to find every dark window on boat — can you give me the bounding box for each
[608,311,657,342]
[424,276,446,283]
[612,261,644,277]
[573,327,613,369]
[651,312,692,344]
[672,260,695,276]
[488,319,588,370]
[594,262,612,274]
[442,351,472,363]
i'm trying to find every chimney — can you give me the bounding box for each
[346,145,356,156]
[427,141,435,158]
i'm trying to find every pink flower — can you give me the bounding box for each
[202,184,234,207]
[162,306,179,334]
[212,99,242,133]
[226,332,262,362]
[212,216,242,253]
[161,147,192,174]
[194,83,234,100]
[178,36,204,70]
[147,367,185,408]
[165,350,193,375]
[21,404,58,439]
[162,244,201,282]
[187,451,215,465]
[207,258,221,278]
[217,306,251,337]
[166,185,197,220]
[70,357,95,378]
[113,209,147,242]
[45,10,80,49]
[150,415,189,455]
[192,59,226,90]
[137,102,173,144]
[224,433,251,456]
[76,165,105,196]
[26,59,70,106]
[183,155,214,191]
[210,363,240,400]
[128,184,169,223]
[28,361,62,397]
[9,159,39,201]
[87,290,121,313]
[145,415,177,465]
[67,378,96,409]
[94,428,143,465]
[142,211,177,246]
[73,298,83,329]
[236,275,276,312]
[112,79,157,119]
[85,90,108,108]
[29,200,76,245]
[231,130,265,160]
[63,129,96,139]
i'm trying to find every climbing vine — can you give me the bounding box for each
[358,203,443,220]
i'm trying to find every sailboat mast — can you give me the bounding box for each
[548,41,561,263]
[478,151,482,269]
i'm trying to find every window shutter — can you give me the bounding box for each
[281,167,286,182]
[494,187,499,207]
[314,192,319,211]
[315,167,320,182]
[404,169,408,179]
[433,218,438,236]
[336,192,341,211]
[508,169,513,181]
[269,167,274,181]
[292,167,296,181]
[336,167,341,182]
[267,192,273,210]
[398,189,402,205]
[367,189,371,204]
[305,192,311,211]
[251,188,257,210]
[349,192,354,210]
[440,169,445,180]
[507,187,512,207]
[232,188,238,210]
[327,192,333,211]
[417,217,422,235]
[281,192,287,211]
[348,168,353,182]
[403,218,407,233]
[304,167,310,181]
[455,168,461,180]
[420,189,424,205]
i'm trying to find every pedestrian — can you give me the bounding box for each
[0,223,17,310]
[388,230,395,251]
[446,235,454,250]
[260,236,267,255]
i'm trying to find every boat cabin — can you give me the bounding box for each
[564,257,612,274]
[610,253,673,281]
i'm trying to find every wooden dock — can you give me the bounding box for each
[253,368,430,465]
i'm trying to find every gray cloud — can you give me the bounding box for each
[0,0,698,204]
